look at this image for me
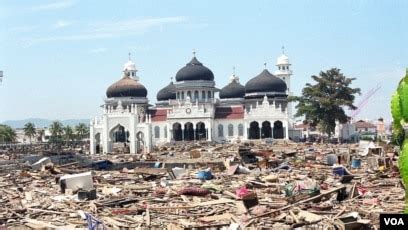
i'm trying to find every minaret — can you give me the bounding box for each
[274,46,293,118]
[274,46,292,90]
[123,52,139,81]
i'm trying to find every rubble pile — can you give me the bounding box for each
[0,141,404,229]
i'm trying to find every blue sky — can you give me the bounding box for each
[0,0,407,122]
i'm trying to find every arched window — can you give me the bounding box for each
[238,124,244,136]
[208,91,212,99]
[154,126,160,138]
[228,124,234,136]
[164,126,167,138]
[187,91,191,99]
[194,91,199,101]
[177,92,180,99]
[202,91,206,100]
[218,124,224,137]
[181,92,185,100]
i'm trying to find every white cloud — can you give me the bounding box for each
[89,48,107,54]
[32,0,75,12]
[26,16,188,45]
[54,20,73,29]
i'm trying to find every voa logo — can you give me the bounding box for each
[384,218,405,226]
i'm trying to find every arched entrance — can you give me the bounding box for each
[195,122,206,140]
[249,121,260,139]
[136,131,144,153]
[184,122,194,141]
[261,121,272,139]
[95,133,101,153]
[172,123,182,141]
[110,124,129,143]
[273,121,284,139]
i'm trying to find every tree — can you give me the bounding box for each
[0,124,16,143]
[64,125,75,143]
[49,121,64,142]
[391,68,408,212]
[289,68,361,138]
[23,122,36,144]
[37,129,45,142]
[75,123,89,140]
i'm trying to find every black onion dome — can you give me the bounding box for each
[245,69,287,93]
[106,74,147,98]
[175,57,214,81]
[157,81,176,101]
[220,80,245,99]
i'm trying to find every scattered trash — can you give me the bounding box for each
[59,171,94,193]
[0,141,401,229]
[178,187,211,196]
[31,157,52,171]
[196,169,213,180]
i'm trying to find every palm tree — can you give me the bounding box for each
[23,122,36,144]
[64,125,75,142]
[37,129,45,142]
[0,124,17,143]
[75,123,89,140]
[49,121,64,142]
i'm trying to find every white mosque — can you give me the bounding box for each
[90,50,294,154]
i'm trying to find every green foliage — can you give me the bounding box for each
[0,124,16,143]
[75,123,89,140]
[398,140,408,185]
[23,122,36,143]
[49,121,64,143]
[401,83,408,121]
[391,92,402,123]
[64,125,75,142]
[392,122,405,146]
[392,68,408,213]
[289,68,360,137]
[37,129,45,142]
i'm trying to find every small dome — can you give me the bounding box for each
[175,57,214,81]
[123,60,137,71]
[220,76,245,99]
[157,81,176,101]
[106,73,147,98]
[245,69,287,94]
[277,54,290,65]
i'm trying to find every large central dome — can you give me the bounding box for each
[245,69,287,94]
[175,57,214,82]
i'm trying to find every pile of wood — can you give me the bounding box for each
[0,141,404,229]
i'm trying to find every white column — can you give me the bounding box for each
[167,123,171,142]
[129,115,137,154]
[146,125,152,153]
[102,116,109,154]
[285,121,289,140]
[207,123,212,141]
[90,121,95,154]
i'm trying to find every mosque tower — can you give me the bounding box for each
[274,47,293,119]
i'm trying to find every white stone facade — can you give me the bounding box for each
[90,52,293,154]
